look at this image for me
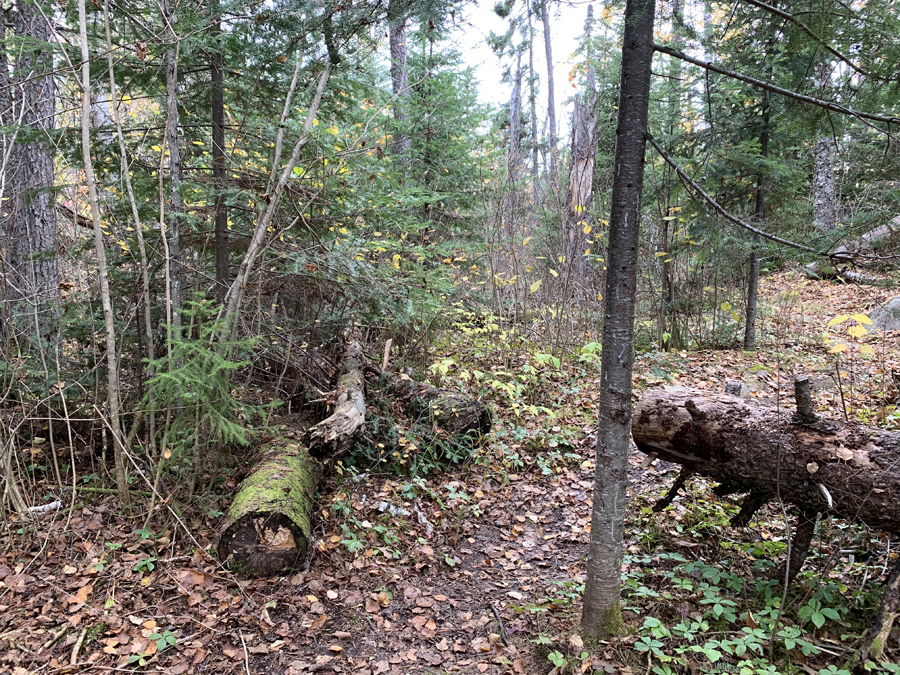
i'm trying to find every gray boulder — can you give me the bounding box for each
[870,296,900,331]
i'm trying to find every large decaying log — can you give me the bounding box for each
[302,341,366,458]
[631,387,900,535]
[217,443,320,576]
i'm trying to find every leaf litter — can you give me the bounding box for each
[1,269,899,674]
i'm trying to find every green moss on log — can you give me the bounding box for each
[217,443,320,576]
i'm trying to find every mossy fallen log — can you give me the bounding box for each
[217,443,320,576]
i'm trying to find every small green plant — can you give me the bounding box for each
[133,556,156,574]
[126,653,150,666]
[547,650,567,669]
[149,629,176,652]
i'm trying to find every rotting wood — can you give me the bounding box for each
[217,442,320,577]
[632,387,900,536]
[302,341,366,458]
[388,376,491,440]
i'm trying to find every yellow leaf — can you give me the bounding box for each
[860,344,875,355]
[523,237,531,245]
[163,448,172,460]
[530,279,542,293]
[720,302,732,311]
[597,292,603,301]
[852,313,873,325]
[583,224,592,235]
[848,325,868,339]
[829,342,848,353]
[828,314,849,327]
[549,269,558,277]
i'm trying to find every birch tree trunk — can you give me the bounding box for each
[563,65,597,283]
[581,0,655,639]
[813,138,836,234]
[526,0,538,197]
[0,0,58,341]
[503,60,523,243]
[78,0,129,503]
[541,1,558,188]
[744,91,768,351]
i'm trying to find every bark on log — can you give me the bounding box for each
[388,376,491,439]
[302,341,366,458]
[632,387,900,535]
[217,443,320,576]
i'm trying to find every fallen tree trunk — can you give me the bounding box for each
[217,442,320,576]
[386,374,491,439]
[302,341,366,458]
[631,387,900,535]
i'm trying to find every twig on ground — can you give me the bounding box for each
[70,627,87,665]
[491,604,510,646]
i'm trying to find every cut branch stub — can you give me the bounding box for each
[793,375,819,426]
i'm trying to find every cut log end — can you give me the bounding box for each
[217,445,319,577]
[218,512,308,577]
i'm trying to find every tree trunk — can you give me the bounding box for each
[813,137,836,234]
[302,341,366,458]
[541,1,558,188]
[525,0,538,198]
[581,0,655,639]
[388,0,411,159]
[160,0,183,330]
[563,65,597,284]
[504,59,523,243]
[632,387,900,536]
[744,90,768,351]
[217,442,320,576]
[211,0,229,304]
[78,0,129,504]
[0,0,58,341]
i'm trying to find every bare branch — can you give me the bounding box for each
[645,133,833,257]
[653,43,900,130]
[739,0,876,80]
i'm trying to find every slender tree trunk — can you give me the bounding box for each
[78,0,129,504]
[581,0,655,639]
[563,65,597,283]
[744,90,768,351]
[504,59,523,243]
[161,0,183,330]
[526,0,538,198]
[813,138,836,234]
[0,0,58,342]
[541,1,558,188]
[389,0,411,160]
[212,0,228,304]
[219,66,331,339]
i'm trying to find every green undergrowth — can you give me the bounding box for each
[614,481,899,675]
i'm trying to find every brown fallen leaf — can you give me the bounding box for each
[74,584,93,603]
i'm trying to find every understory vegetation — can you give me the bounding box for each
[2,0,900,673]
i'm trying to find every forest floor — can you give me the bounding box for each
[2,268,900,675]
